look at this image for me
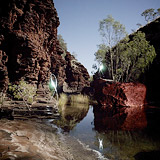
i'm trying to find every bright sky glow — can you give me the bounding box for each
[54,0,160,75]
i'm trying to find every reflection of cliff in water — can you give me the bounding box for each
[54,104,89,132]
[93,104,160,134]
[93,105,148,131]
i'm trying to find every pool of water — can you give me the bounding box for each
[54,105,160,160]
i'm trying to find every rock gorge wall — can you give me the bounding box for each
[0,0,89,92]
[137,17,160,102]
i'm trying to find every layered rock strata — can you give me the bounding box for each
[0,0,89,93]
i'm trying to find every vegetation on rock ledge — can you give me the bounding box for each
[94,15,156,82]
[8,80,37,105]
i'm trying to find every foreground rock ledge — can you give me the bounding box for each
[0,119,103,160]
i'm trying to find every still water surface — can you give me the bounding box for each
[54,105,160,160]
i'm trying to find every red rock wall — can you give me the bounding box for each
[0,0,89,92]
[92,79,148,130]
[92,79,147,107]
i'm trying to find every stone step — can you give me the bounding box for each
[13,108,58,113]
[1,106,60,120]
[3,97,11,101]
[13,111,53,116]
[36,95,50,98]
[13,114,60,120]
[36,90,50,94]
[36,95,51,99]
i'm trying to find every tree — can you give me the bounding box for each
[117,31,156,82]
[57,34,67,59]
[136,23,143,28]
[98,15,127,80]
[157,8,160,17]
[141,8,155,23]
[72,51,78,60]
[141,8,160,23]
[95,15,156,82]
[94,44,109,64]
[57,34,67,51]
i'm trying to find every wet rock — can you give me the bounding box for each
[0,120,73,160]
[0,119,101,160]
[0,104,60,120]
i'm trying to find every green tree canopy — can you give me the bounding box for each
[94,15,156,82]
[58,34,67,52]
[123,31,156,82]
[98,15,127,80]
[141,8,160,23]
[57,34,67,59]
[110,31,156,82]
[94,44,109,64]
[99,15,127,47]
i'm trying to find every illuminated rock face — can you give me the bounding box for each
[0,0,89,92]
[92,79,147,130]
[92,79,147,107]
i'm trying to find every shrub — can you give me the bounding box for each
[58,93,68,108]
[8,80,37,105]
[70,94,89,105]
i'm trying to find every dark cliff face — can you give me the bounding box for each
[138,18,160,102]
[0,0,89,92]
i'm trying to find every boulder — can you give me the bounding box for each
[92,78,148,130]
[92,78,147,107]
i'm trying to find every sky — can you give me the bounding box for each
[53,0,160,75]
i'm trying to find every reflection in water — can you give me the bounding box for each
[54,103,89,132]
[98,138,103,150]
[93,104,147,131]
[55,104,160,160]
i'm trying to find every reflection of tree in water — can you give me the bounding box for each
[54,104,89,132]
